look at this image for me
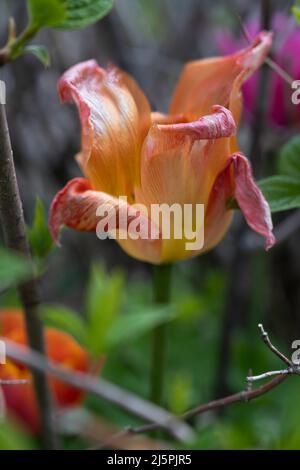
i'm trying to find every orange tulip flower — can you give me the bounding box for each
[0,309,89,433]
[50,32,275,263]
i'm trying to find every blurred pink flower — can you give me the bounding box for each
[217,14,300,128]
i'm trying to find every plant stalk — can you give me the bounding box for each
[0,103,57,449]
[150,264,172,406]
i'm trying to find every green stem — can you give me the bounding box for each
[150,264,172,406]
[0,22,39,66]
[10,23,39,59]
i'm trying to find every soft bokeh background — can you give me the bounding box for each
[1,0,300,450]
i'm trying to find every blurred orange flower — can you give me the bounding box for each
[0,309,89,434]
[50,32,275,263]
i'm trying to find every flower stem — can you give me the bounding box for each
[0,104,58,449]
[0,22,39,66]
[150,264,172,406]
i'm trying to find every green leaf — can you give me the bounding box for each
[41,304,86,345]
[23,45,51,67]
[0,248,32,291]
[107,306,178,348]
[27,0,67,28]
[259,175,300,212]
[278,136,300,176]
[27,197,53,260]
[27,0,114,30]
[85,265,124,357]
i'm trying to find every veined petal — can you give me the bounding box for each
[170,31,272,119]
[202,162,234,253]
[58,60,151,197]
[49,178,162,264]
[137,106,235,209]
[156,106,236,142]
[50,178,103,242]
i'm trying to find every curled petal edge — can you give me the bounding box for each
[224,152,275,250]
[49,178,162,262]
[156,105,236,140]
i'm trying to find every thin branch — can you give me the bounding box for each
[184,374,286,420]
[2,338,194,443]
[4,322,296,444]
[265,57,294,86]
[0,104,57,449]
[247,369,293,382]
[236,11,295,87]
[245,324,299,383]
[119,374,287,437]
[258,323,293,366]
[102,323,298,441]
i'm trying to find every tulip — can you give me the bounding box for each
[217,14,300,128]
[49,32,275,264]
[0,309,89,433]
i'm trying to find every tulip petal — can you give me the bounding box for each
[170,31,272,119]
[0,311,90,433]
[203,162,235,252]
[49,178,162,264]
[156,105,236,142]
[151,112,188,125]
[231,152,275,250]
[205,152,275,251]
[137,106,235,209]
[58,60,151,197]
[0,362,39,433]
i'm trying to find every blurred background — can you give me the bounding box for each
[1,0,300,450]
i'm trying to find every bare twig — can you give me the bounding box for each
[103,323,297,440]
[0,104,57,449]
[247,369,292,382]
[265,57,294,86]
[258,323,292,366]
[246,324,299,383]
[4,322,296,444]
[2,339,194,443]
[236,12,294,87]
[123,374,287,437]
